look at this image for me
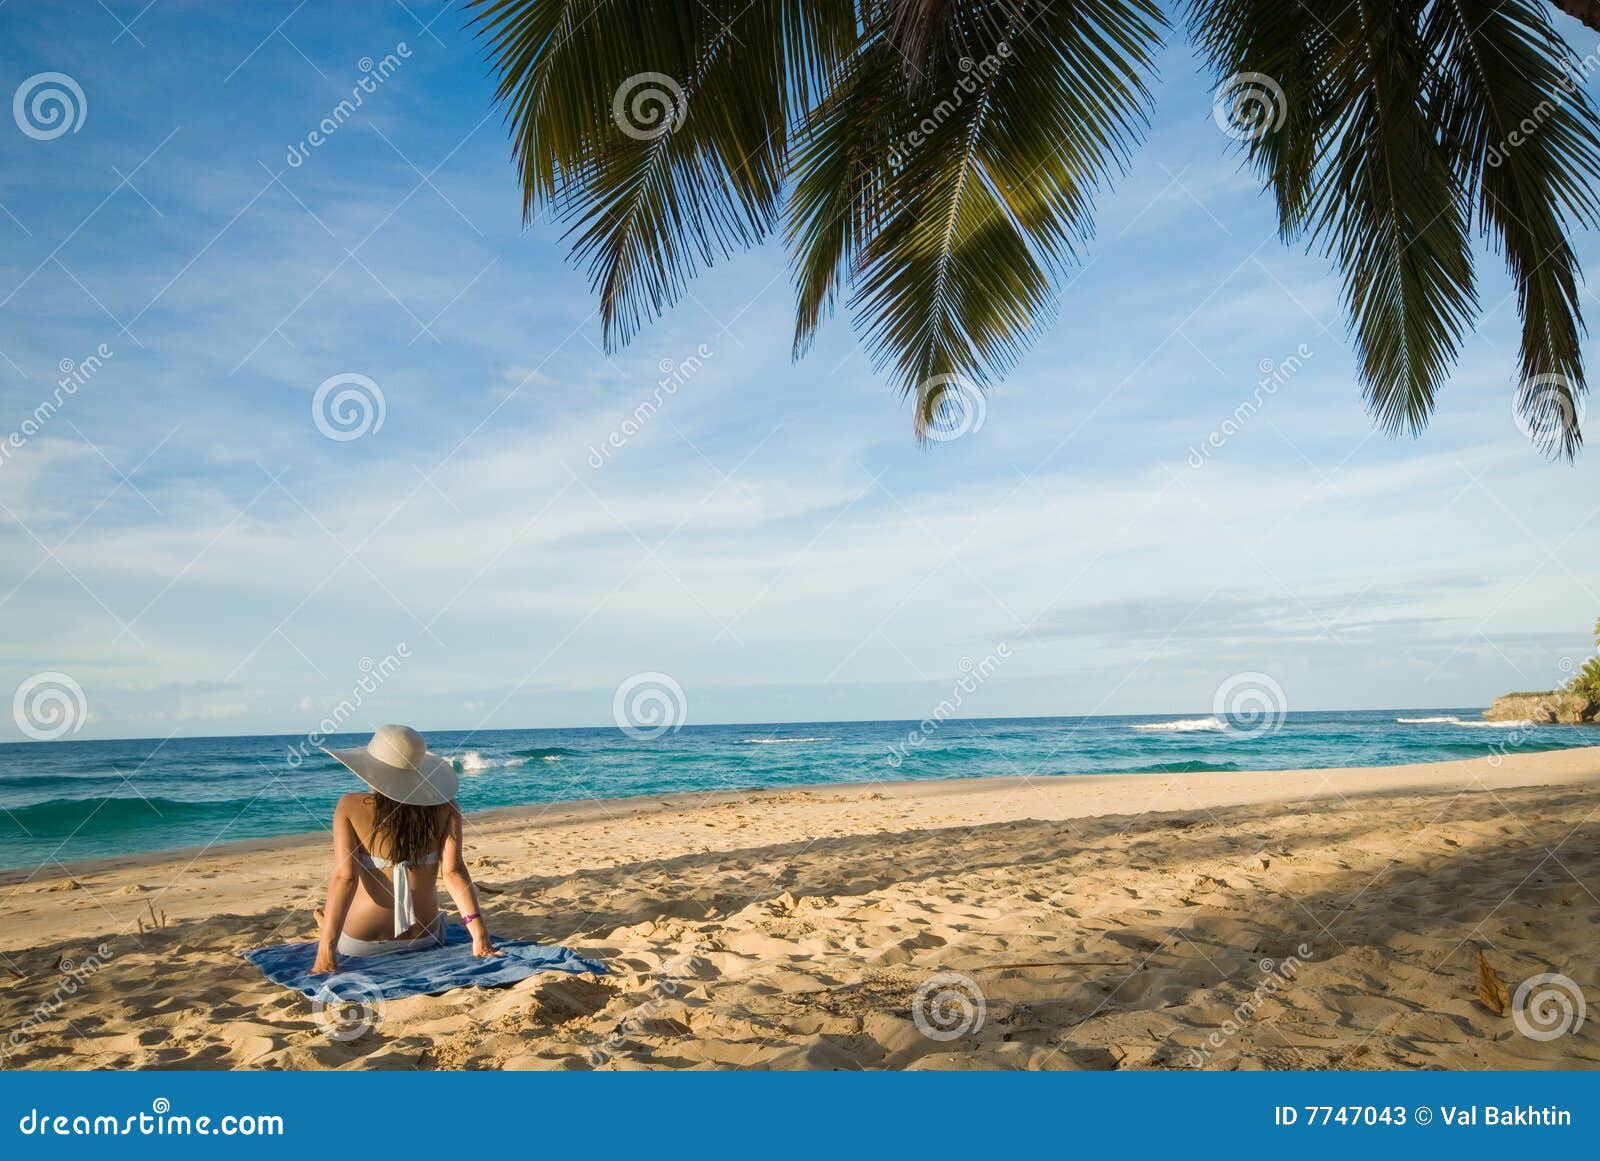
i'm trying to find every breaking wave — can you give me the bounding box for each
[450,750,565,774]
[1395,715,1533,729]
[1130,717,1227,733]
[740,737,833,745]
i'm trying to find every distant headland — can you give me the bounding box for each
[1484,618,1600,724]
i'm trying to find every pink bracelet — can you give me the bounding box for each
[462,913,481,925]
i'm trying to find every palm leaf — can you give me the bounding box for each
[476,0,1600,453]
[850,0,1165,437]
[1428,0,1600,457]
[1193,0,1477,437]
[1185,0,1335,236]
[786,37,907,359]
[1311,1,1478,436]
[470,0,855,349]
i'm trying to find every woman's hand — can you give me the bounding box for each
[472,936,503,959]
[310,946,339,975]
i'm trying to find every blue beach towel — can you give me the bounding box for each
[241,924,607,1001]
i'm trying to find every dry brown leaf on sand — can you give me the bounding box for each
[1477,951,1510,1016]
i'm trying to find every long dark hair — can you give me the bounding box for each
[369,794,447,864]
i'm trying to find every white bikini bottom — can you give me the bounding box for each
[336,913,445,958]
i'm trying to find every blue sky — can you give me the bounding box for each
[2,1,1599,742]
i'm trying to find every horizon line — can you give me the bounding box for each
[0,704,1500,749]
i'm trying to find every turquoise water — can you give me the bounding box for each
[0,709,1592,872]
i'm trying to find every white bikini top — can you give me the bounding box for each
[355,848,441,936]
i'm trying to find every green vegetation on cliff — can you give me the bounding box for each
[1573,618,1600,701]
[1484,618,1600,723]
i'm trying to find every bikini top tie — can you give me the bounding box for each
[355,848,441,936]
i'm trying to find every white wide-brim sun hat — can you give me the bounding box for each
[321,724,459,806]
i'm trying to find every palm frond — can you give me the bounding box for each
[1193,0,1477,436]
[477,0,1600,455]
[850,0,1165,438]
[1428,0,1600,458]
[1185,0,1335,237]
[470,0,855,349]
[785,38,907,359]
[1311,1,1478,436]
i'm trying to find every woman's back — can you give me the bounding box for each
[339,793,449,941]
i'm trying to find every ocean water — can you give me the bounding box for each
[0,709,1592,872]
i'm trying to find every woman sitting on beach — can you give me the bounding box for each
[310,725,501,974]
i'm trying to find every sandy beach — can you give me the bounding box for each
[2,748,1597,1071]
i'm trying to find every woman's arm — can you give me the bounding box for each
[310,797,360,975]
[439,807,500,957]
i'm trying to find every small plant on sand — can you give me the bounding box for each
[135,899,168,934]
